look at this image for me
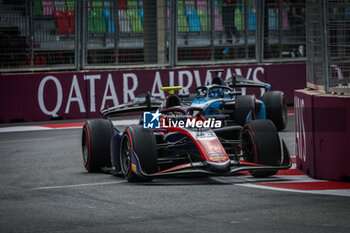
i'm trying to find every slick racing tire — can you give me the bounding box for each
[262,91,287,131]
[242,120,281,178]
[120,125,157,182]
[82,119,115,172]
[234,95,256,126]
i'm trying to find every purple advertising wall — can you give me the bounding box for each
[0,63,306,123]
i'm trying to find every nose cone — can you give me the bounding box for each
[196,138,229,163]
[206,160,231,173]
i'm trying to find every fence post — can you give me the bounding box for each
[210,0,215,61]
[320,0,330,93]
[114,0,119,65]
[81,0,87,69]
[157,0,166,64]
[29,0,34,67]
[256,0,263,63]
[144,0,158,63]
[169,0,177,67]
[244,0,249,59]
[75,0,80,70]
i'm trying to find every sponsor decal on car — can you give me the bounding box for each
[143,110,162,129]
[143,110,222,129]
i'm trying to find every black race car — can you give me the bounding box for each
[81,88,291,182]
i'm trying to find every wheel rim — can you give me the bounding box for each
[82,128,89,164]
[120,134,132,175]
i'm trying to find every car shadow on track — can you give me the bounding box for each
[131,175,293,186]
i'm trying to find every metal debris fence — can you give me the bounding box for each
[0,0,306,72]
[306,0,350,94]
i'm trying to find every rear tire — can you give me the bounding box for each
[234,95,256,126]
[120,125,157,182]
[82,119,114,172]
[262,91,287,131]
[242,120,281,178]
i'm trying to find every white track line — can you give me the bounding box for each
[0,138,53,144]
[31,181,126,190]
[0,126,84,133]
[0,119,140,133]
[236,183,350,197]
[0,126,51,133]
[112,119,139,125]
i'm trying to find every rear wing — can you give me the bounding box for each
[225,74,271,90]
[101,93,163,118]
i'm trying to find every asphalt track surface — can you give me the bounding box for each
[0,115,350,233]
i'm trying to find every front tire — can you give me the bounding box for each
[242,120,281,178]
[262,91,287,131]
[234,95,256,126]
[82,119,114,172]
[120,125,157,182]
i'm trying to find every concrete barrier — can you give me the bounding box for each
[295,89,350,181]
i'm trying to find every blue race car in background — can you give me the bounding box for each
[180,70,287,130]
